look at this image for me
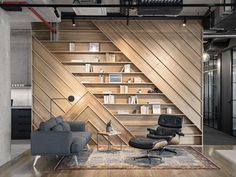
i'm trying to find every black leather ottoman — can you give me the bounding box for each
[129,137,168,163]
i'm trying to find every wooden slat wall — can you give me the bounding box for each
[94,20,203,131]
[32,37,133,145]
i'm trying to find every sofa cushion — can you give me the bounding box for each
[71,137,88,153]
[72,132,92,142]
[39,118,58,131]
[55,116,64,124]
[60,122,71,131]
[52,124,64,131]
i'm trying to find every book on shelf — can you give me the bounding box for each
[120,64,131,73]
[103,91,112,94]
[104,94,115,104]
[89,42,99,52]
[106,53,116,62]
[69,43,76,52]
[140,105,149,114]
[120,85,129,93]
[166,107,172,114]
[152,104,161,114]
[80,81,91,83]
[128,95,138,104]
[85,64,93,72]
[117,111,129,115]
[71,59,84,63]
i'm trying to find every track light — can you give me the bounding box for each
[72,17,76,27]
[183,17,186,27]
[54,7,60,18]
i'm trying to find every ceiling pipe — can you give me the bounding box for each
[203,34,236,38]
[1,3,236,8]
[1,1,57,32]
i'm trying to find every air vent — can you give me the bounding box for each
[73,0,106,16]
[137,0,183,16]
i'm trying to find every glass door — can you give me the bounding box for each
[204,57,221,129]
[232,49,236,136]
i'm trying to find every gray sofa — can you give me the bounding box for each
[31,116,92,167]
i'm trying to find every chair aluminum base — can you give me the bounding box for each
[133,150,162,164]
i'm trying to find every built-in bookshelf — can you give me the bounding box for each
[33,20,202,146]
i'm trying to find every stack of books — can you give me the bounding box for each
[152,104,161,114]
[128,95,138,104]
[140,105,150,114]
[85,64,93,72]
[120,85,129,93]
[120,64,131,73]
[104,94,115,104]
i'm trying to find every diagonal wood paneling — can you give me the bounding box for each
[32,37,133,145]
[94,20,203,131]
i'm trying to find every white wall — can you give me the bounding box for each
[0,9,11,166]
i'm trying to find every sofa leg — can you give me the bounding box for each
[33,155,41,167]
[73,155,79,166]
[87,144,91,150]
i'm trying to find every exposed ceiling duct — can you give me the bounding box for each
[137,0,183,16]
[204,38,230,54]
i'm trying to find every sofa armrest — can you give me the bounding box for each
[31,131,72,156]
[147,128,157,135]
[66,121,85,132]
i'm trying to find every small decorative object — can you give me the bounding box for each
[166,107,172,114]
[137,89,142,94]
[69,42,76,51]
[148,87,161,93]
[109,73,122,83]
[89,42,99,52]
[106,120,113,132]
[127,78,132,83]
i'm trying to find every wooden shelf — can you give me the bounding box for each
[41,40,112,43]
[115,113,184,116]
[52,51,122,54]
[62,61,132,65]
[73,72,144,76]
[82,83,154,86]
[94,93,164,96]
[104,103,174,106]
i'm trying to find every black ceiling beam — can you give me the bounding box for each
[61,12,203,20]
[0,3,236,8]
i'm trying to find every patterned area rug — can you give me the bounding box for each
[57,147,219,170]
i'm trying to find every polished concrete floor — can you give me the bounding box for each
[0,145,236,177]
[204,126,236,145]
[2,126,236,177]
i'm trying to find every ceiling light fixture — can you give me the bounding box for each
[72,17,76,27]
[183,17,186,27]
[54,7,60,18]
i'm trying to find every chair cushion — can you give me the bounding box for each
[70,137,88,153]
[158,115,183,128]
[129,137,166,150]
[60,122,71,131]
[55,116,64,124]
[147,134,173,141]
[39,118,58,131]
[51,124,64,131]
[72,132,92,142]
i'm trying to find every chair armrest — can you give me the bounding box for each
[176,132,185,136]
[31,131,72,156]
[147,128,157,135]
[66,121,86,132]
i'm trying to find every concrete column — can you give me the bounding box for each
[0,9,11,166]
